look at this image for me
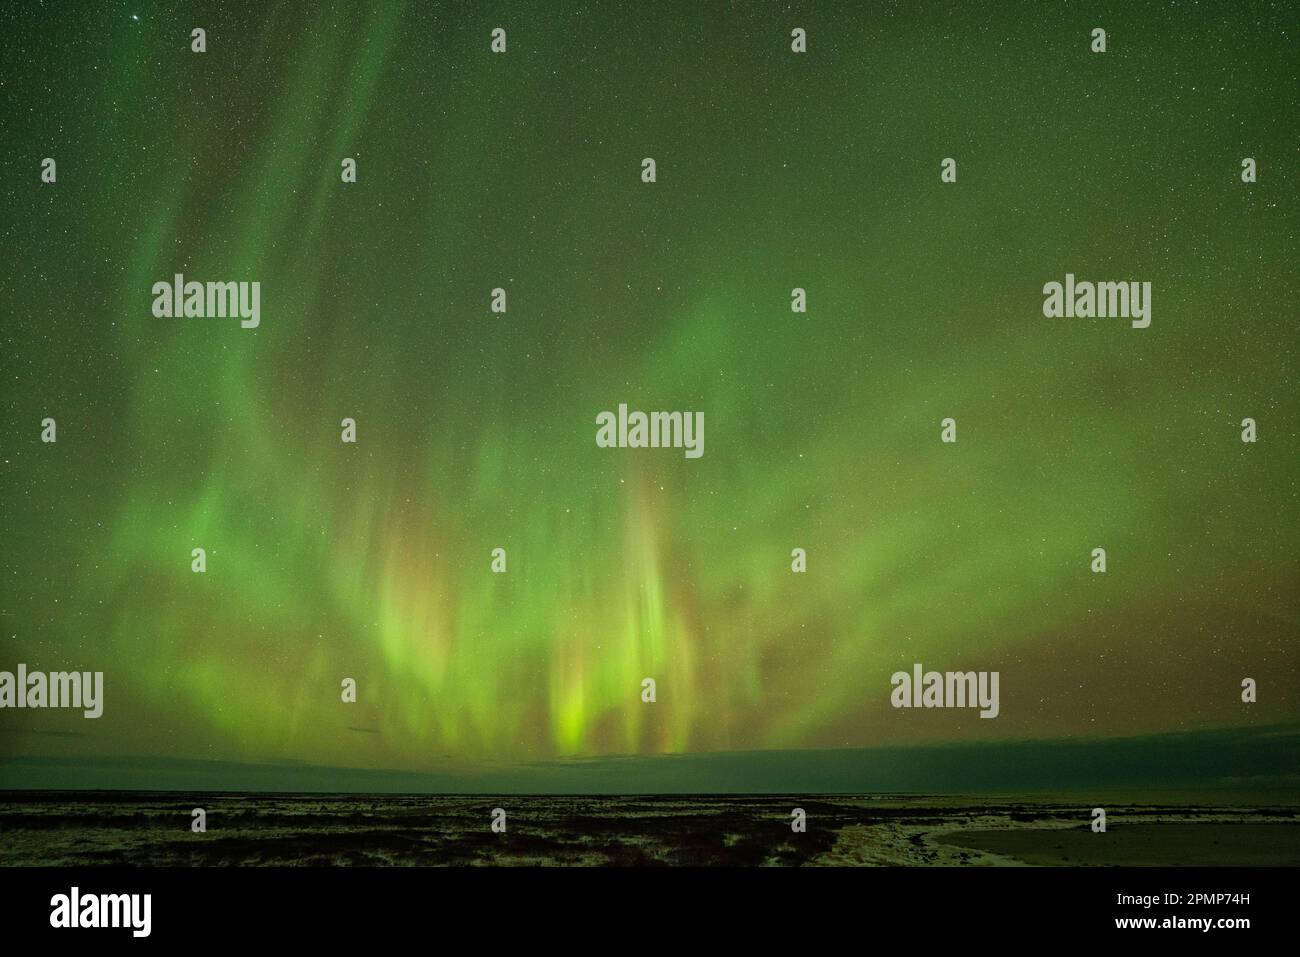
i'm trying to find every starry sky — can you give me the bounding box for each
[1,0,1297,791]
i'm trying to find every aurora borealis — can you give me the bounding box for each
[1,0,1297,791]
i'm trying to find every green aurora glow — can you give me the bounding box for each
[1,0,1296,788]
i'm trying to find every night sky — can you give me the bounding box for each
[1,0,1296,791]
